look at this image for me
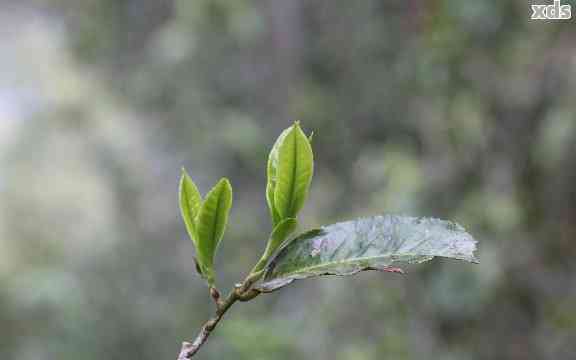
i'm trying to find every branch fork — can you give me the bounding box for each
[177,271,263,359]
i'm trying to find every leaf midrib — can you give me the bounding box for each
[181,180,198,241]
[266,252,439,280]
[286,131,299,216]
[208,189,223,257]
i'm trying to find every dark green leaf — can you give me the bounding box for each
[195,178,233,285]
[257,215,478,292]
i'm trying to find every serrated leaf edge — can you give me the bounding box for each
[257,215,478,292]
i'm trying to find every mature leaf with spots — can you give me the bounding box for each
[175,122,478,359]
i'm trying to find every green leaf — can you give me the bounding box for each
[273,122,314,220]
[179,168,202,246]
[266,127,291,225]
[268,218,298,254]
[195,178,233,285]
[252,218,298,273]
[257,215,478,292]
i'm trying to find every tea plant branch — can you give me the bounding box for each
[177,271,263,359]
[177,291,235,360]
[175,122,478,358]
[177,290,236,359]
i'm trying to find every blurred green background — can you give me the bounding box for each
[1,0,575,359]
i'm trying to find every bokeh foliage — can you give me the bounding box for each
[1,0,576,359]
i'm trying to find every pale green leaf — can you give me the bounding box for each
[273,122,314,220]
[266,127,291,225]
[179,168,202,246]
[268,218,298,255]
[252,218,298,273]
[257,215,478,292]
[195,178,233,285]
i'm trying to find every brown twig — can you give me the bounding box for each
[177,291,237,359]
[176,273,263,359]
